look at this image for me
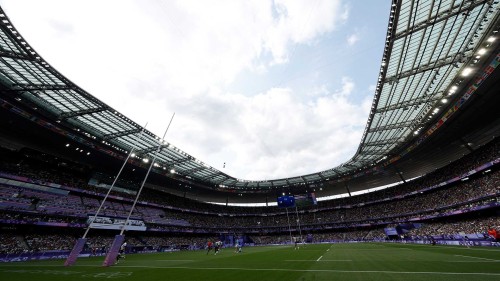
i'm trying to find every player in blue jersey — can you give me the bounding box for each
[235,241,242,253]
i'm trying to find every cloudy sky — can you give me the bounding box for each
[0,0,390,180]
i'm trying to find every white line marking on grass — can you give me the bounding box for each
[398,244,500,252]
[156,260,196,262]
[3,265,500,276]
[326,249,330,251]
[316,256,323,262]
[110,265,500,276]
[454,255,500,262]
[350,248,413,251]
[447,261,499,263]
[285,260,351,262]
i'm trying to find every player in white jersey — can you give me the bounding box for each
[214,240,222,255]
[115,241,127,264]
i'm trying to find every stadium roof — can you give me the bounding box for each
[0,0,499,192]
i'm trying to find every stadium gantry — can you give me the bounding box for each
[0,0,499,197]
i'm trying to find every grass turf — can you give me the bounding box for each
[1,243,500,281]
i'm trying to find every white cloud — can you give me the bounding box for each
[0,0,373,180]
[347,33,359,46]
[265,0,348,64]
[164,77,370,180]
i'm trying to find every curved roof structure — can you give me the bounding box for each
[0,0,499,193]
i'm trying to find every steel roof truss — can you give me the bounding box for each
[9,84,74,92]
[394,0,489,41]
[364,136,406,147]
[384,51,471,83]
[103,128,142,140]
[376,93,443,113]
[181,166,207,175]
[59,107,107,120]
[368,120,414,133]
[135,144,168,155]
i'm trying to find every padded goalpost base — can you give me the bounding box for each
[64,238,87,266]
[102,235,125,267]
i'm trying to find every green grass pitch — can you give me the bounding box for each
[1,243,500,281]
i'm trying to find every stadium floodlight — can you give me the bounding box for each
[65,143,70,147]
[170,169,175,174]
[477,48,486,55]
[461,68,473,76]
[487,36,496,42]
[143,158,149,163]
[441,98,448,103]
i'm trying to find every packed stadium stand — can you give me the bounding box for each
[0,137,499,257]
[0,0,499,268]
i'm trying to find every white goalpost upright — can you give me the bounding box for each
[64,122,149,266]
[285,207,293,245]
[294,205,303,245]
[103,113,175,267]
